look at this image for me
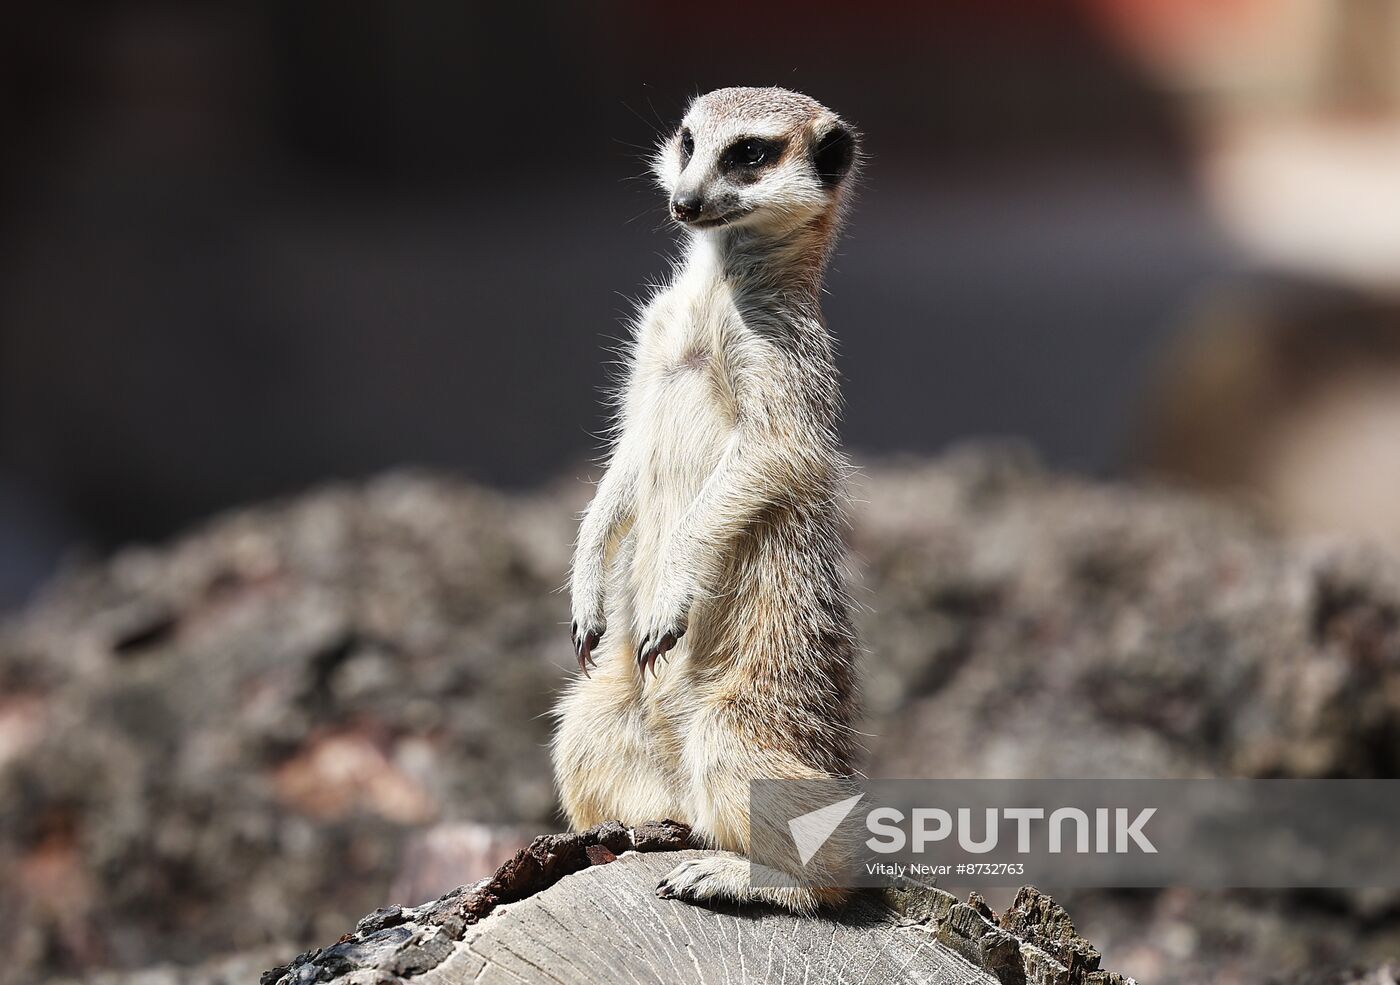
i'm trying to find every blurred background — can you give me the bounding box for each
[5,3,1400,984]
[6,0,1400,609]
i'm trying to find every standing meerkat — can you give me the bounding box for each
[552,86,862,913]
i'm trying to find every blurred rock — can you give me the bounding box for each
[53,946,294,985]
[855,447,1400,980]
[1301,967,1400,985]
[4,448,1400,983]
[860,446,1400,782]
[0,471,582,983]
[389,822,534,904]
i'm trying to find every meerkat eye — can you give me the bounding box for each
[736,139,766,166]
[680,129,694,163]
[721,137,781,173]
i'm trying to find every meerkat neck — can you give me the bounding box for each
[686,217,835,307]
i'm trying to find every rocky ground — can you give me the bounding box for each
[3,446,1399,983]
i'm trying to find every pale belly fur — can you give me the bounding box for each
[622,348,734,625]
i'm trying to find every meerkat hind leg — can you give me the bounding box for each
[553,659,685,829]
[657,714,854,913]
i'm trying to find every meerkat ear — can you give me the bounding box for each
[813,121,857,189]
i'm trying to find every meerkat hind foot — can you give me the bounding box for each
[655,854,827,914]
[656,854,751,905]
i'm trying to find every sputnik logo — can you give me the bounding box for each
[788,793,865,866]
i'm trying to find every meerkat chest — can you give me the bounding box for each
[655,289,732,377]
[628,288,742,505]
[638,289,740,419]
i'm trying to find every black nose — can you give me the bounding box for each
[671,194,704,222]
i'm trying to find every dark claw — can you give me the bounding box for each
[636,630,680,678]
[655,633,676,673]
[656,878,674,899]
[573,623,601,676]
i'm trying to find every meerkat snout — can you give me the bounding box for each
[671,191,704,223]
[655,87,860,232]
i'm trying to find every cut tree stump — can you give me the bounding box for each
[261,822,1133,985]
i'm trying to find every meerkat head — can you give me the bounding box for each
[655,87,860,235]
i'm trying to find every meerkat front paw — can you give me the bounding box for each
[656,854,749,905]
[635,605,690,677]
[569,615,605,674]
[635,625,683,677]
[635,578,693,676]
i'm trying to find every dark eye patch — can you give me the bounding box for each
[679,128,694,165]
[720,137,784,175]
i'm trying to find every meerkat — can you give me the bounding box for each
[551,86,862,913]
